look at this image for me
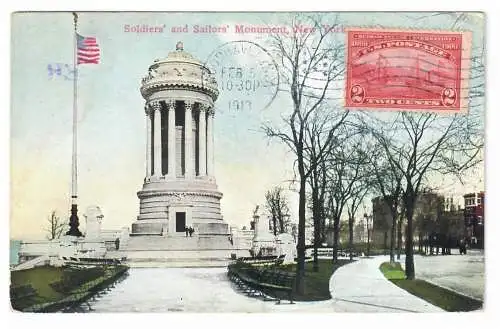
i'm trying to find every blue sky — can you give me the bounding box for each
[10,12,485,239]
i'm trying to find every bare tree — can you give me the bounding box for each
[346,180,370,261]
[351,14,484,269]
[397,206,405,260]
[305,106,349,272]
[265,186,291,235]
[45,210,66,240]
[342,135,373,260]
[366,108,483,279]
[324,131,368,263]
[262,14,345,293]
[365,142,404,263]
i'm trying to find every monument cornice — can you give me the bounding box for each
[137,189,223,199]
[140,81,219,101]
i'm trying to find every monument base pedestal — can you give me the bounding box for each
[115,235,251,267]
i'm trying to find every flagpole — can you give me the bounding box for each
[67,12,82,237]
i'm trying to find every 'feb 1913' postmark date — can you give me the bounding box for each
[205,41,279,115]
[345,28,472,113]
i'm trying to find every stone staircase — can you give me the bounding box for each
[124,236,206,251]
[12,255,49,271]
[119,234,244,264]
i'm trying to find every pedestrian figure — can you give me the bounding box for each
[459,238,467,255]
[189,226,194,237]
[185,226,189,237]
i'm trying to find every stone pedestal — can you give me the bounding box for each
[84,205,103,239]
[251,214,277,257]
[132,179,225,236]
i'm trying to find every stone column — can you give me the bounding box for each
[152,101,162,178]
[145,105,152,179]
[184,101,193,178]
[206,108,214,177]
[198,104,207,176]
[167,100,176,178]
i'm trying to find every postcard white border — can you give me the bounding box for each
[1,1,496,329]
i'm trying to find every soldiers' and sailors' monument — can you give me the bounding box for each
[123,42,241,263]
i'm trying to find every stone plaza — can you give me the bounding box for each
[84,253,484,312]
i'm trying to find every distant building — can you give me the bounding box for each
[464,191,484,248]
[412,192,442,243]
[371,196,393,249]
[369,191,485,251]
[438,208,464,241]
[371,192,450,248]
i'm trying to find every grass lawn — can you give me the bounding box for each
[10,265,65,305]
[379,262,406,280]
[277,259,352,301]
[10,265,129,311]
[379,262,482,312]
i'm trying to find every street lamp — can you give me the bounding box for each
[364,213,373,256]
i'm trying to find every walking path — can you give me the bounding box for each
[87,256,444,312]
[329,256,443,312]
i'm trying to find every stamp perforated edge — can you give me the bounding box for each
[342,27,474,114]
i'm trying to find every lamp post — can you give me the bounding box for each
[364,213,373,256]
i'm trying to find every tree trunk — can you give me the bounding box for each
[397,213,403,260]
[312,185,320,272]
[348,215,354,260]
[322,221,327,244]
[296,170,307,295]
[332,215,340,263]
[320,203,326,244]
[277,201,284,234]
[384,231,388,255]
[389,210,397,263]
[367,222,371,256]
[272,214,277,236]
[279,209,285,234]
[405,201,416,280]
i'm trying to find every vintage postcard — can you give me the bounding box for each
[9,12,485,313]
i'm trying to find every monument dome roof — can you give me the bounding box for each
[157,41,202,65]
[140,41,218,101]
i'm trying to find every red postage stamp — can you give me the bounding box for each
[345,29,472,113]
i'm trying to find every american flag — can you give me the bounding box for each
[77,33,100,64]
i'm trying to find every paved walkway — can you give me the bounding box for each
[86,256,444,312]
[401,250,484,301]
[329,256,443,312]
